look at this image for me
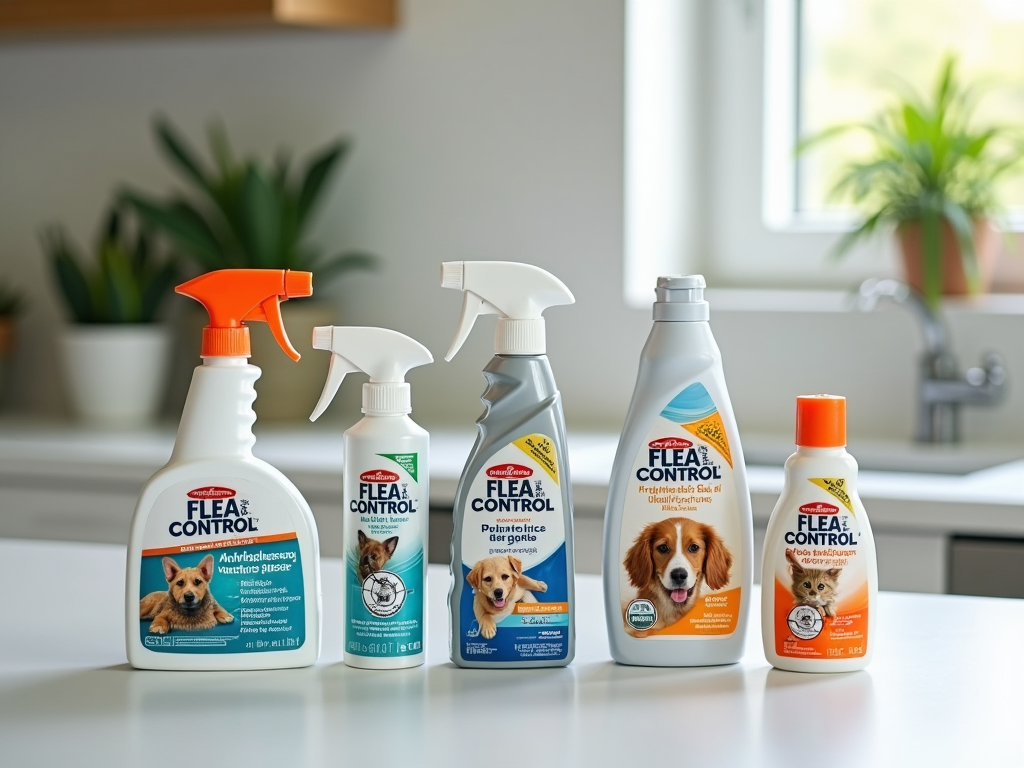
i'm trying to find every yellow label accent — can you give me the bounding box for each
[514,434,559,484]
[682,412,732,468]
[809,477,855,515]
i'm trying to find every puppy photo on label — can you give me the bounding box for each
[466,555,548,639]
[786,548,840,619]
[357,529,398,581]
[623,516,732,636]
[139,554,234,634]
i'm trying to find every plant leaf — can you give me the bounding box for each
[207,119,235,179]
[45,228,94,322]
[239,165,282,267]
[121,190,226,269]
[297,139,349,228]
[154,115,212,194]
[141,258,180,322]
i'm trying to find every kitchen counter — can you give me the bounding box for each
[0,537,1020,767]
[2,421,1024,590]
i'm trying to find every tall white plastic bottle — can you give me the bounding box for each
[761,395,877,672]
[309,326,433,669]
[126,269,321,671]
[442,261,577,668]
[603,276,753,666]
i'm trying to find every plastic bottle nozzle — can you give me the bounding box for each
[440,261,574,360]
[175,269,312,360]
[309,326,433,421]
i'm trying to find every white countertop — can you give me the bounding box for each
[0,538,1020,767]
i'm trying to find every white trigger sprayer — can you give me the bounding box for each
[441,261,576,359]
[308,325,433,670]
[308,326,433,421]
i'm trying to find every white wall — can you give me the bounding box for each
[0,0,650,431]
[1,0,1022,444]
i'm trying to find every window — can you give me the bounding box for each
[623,0,1024,304]
[769,0,1024,228]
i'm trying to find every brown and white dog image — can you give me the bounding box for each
[357,529,398,581]
[139,554,234,634]
[623,517,732,636]
[467,555,548,639]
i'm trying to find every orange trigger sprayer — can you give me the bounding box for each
[175,269,313,360]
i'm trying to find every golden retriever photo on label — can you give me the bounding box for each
[357,529,399,581]
[466,555,548,639]
[139,554,234,634]
[623,517,732,636]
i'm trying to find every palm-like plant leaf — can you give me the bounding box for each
[121,119,375,287]
[154,116,213,194]
[800,53,1024,307]
[42,205,179,324]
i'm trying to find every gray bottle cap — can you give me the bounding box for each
[653,275,709,321]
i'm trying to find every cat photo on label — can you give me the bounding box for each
[786,549,840,619]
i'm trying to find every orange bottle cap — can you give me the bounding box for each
[795,394,847,448]
[175,269,313,360]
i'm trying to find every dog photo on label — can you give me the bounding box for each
[786,549,840,618]
[466,555,548,639]
[139,554,234,634]
[623,516,732,636]
[357,529,399,581]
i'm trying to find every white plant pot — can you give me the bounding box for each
[60,325,172,426]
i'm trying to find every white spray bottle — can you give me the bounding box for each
[126,269,321,671]
[442,260,577,668]
[309,326,433,669]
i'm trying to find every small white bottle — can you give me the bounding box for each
[603,276,753,666]
[309,326,433,669]
[761,395,878,673]
[126,269,321,671]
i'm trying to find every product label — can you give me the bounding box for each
[345,448,424,659]
[771,481,869,659]
[460,434,569,662]
[138,480,305,654]
[617,382,744,639]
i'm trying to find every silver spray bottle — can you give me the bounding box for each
[441,261,577,668]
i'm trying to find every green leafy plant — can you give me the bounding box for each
[799,55,1024,307]
[121,116,376,285]
[0,280,26,318]
[42,206,180,324]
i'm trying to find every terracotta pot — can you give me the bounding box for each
[896,218,999,297]
[0,317,13,358]
[0,317,13,406]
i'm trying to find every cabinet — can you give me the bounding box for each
[0,0,396,35]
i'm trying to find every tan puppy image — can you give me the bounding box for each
[139,554,234,634]
[357,529,399,581]
[467,555,548,639]
[623,517,732,636]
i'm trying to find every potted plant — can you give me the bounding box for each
[43,206,179,425]
[121,117,377,421]
[0,279,26,406]
[800,55,1024,308]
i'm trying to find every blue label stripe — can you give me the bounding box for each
[460,544,569,662]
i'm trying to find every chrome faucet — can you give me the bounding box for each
[856,278,1006,443]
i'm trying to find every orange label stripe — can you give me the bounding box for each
[142,532,297,557]
[514,602,569,615]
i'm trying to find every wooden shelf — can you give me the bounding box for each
[0,0,397,35]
